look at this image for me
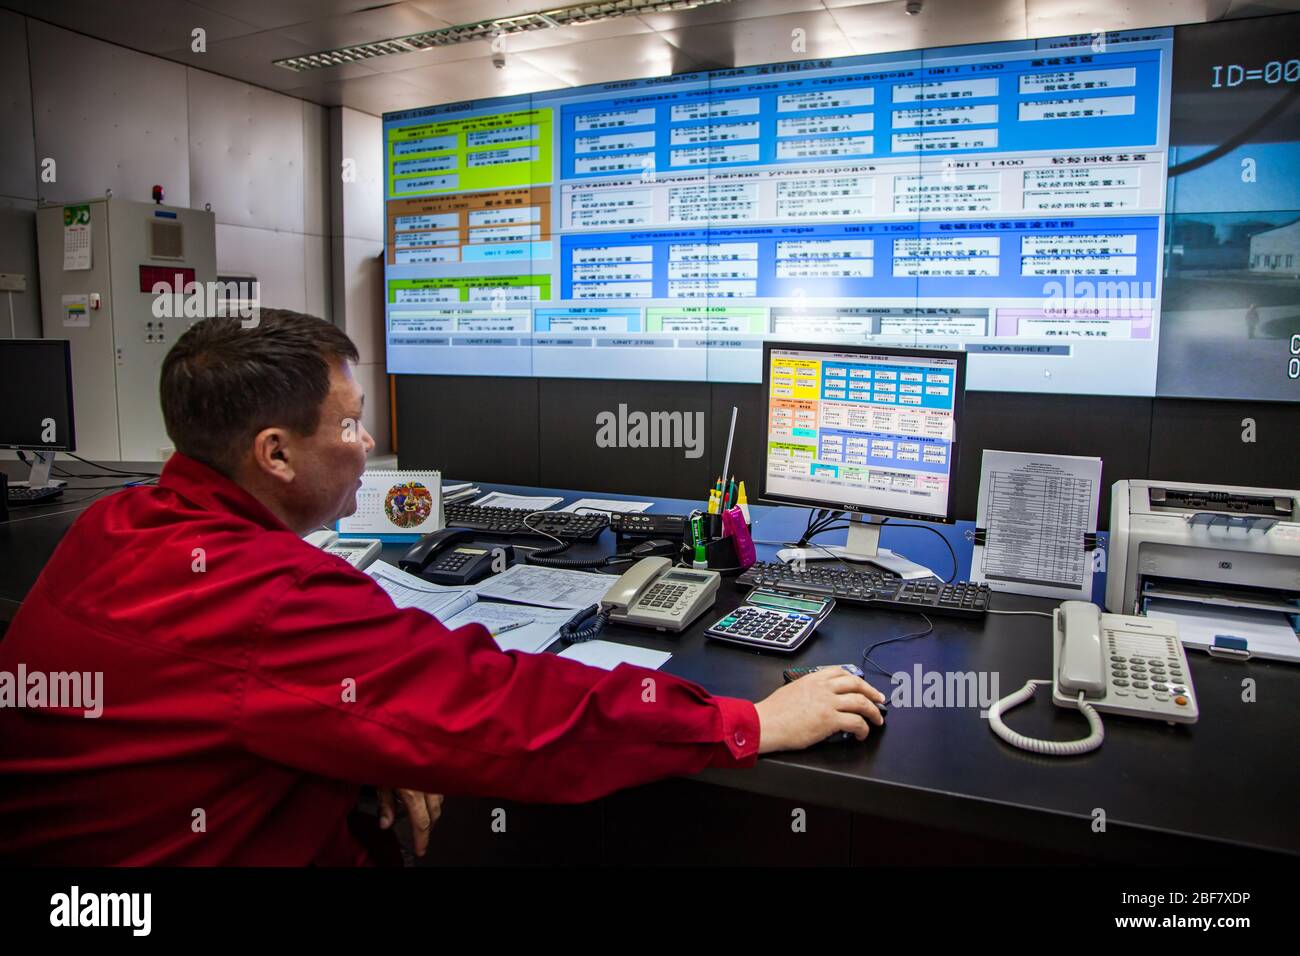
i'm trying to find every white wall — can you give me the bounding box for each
[0,13,392,453]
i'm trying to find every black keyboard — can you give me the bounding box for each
[443,503,608,541]
[7,485,64,506]
[737,560,991,619]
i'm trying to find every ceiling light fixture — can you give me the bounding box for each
[274,0,734,72]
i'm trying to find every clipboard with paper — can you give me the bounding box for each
[970,450,1102,601]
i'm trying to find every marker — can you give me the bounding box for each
[737,481,750,524]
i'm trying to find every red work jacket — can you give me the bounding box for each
[0,454,759,864]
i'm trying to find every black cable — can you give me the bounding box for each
[523,539,635,570]
[63,452,157,478]
[804,519,960,584]
[558,604,610,643]
[859,613,935,679]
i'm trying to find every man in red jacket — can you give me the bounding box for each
[0,309,884,865]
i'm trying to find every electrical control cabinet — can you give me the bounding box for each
[36,198,216,461]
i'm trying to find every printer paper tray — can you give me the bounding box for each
[1141,579,1298,616]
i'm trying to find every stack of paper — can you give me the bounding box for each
[442,482,480,505]
[365,560,477,620]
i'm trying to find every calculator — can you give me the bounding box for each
[704,588,835,653]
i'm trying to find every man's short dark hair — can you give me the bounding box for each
[160,309,360,476]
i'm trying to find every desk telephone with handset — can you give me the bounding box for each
[561,557,720,642]
[399,527,513,585]
[304,530,382,570]
[988,601,1198,756]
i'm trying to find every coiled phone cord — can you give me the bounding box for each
[987,680,1105,756]
[558,604,610,643]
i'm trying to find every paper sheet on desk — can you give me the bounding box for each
[1145,598,1300,661]
[472,491,562,511]
[440,602,570,655]
[558,640,671,671]
[366,561,477,620]
[471,563,613,610]
[560,498,653,514]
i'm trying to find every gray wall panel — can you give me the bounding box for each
[187,68,305,233]
[302,101,329,237]
[214,223,307,313]
[0,10,36,202]
[0,197,41,338]
[28,20,190,207]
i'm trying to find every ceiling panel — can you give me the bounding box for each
[829,0,1026,56]
[187,0,387,31]
[635,0,828,31]
[284,71,436,115]
[654,10,857,69]
[1024,0,1220,37]
[162,29,380,92]
[7,0,1294,117]
[279,3,449,50]
[385,52,571,102]
[516,33,703,89]
[406,0,546,24]
[2,0,261,53]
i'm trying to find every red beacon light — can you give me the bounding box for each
[152,184,164,205]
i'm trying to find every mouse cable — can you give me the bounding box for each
[858,613,935,678]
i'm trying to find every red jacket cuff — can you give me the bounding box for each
[708,696,761,768]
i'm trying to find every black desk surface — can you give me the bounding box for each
[3,464,1297,861]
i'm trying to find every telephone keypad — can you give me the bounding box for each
[1097,627,1197,721]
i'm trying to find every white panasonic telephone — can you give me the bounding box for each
[558,557,721,643]
[988,601,1198,756]
[303,530,383,570]
[603,556,720,632]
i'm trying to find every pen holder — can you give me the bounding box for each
[721,507,756,571]
[701,533,741,574]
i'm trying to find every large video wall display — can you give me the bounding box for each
[1158,14,1300,401]
[382,15,1300,401]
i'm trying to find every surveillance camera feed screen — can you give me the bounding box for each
[382,15,1300,402]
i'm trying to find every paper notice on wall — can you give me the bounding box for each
[61,294,89,327]
[971,449,1102,600]
[63,205,92,270]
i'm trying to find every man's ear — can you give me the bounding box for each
[249,426,296,485]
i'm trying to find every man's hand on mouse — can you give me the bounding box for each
[754,666,886,753]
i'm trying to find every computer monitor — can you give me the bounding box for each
[760,341,966,579]
[0,339,76,488]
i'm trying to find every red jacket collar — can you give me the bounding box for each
[159,452,291,532]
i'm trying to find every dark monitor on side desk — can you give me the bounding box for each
[759,341,966,580]
[1,339,76,489]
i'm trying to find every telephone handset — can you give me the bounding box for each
[988,600,1199,756]
[1055,601,1106,698]
[603,557,720,633]
[304,530,382,570]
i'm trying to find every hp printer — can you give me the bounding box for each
[1106,480,1300,661]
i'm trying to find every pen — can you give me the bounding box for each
[489,619,534,637]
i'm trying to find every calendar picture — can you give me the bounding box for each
[383,481,434,529]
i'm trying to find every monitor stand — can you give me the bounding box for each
[776,512,936,580]
[19,451,66,490]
